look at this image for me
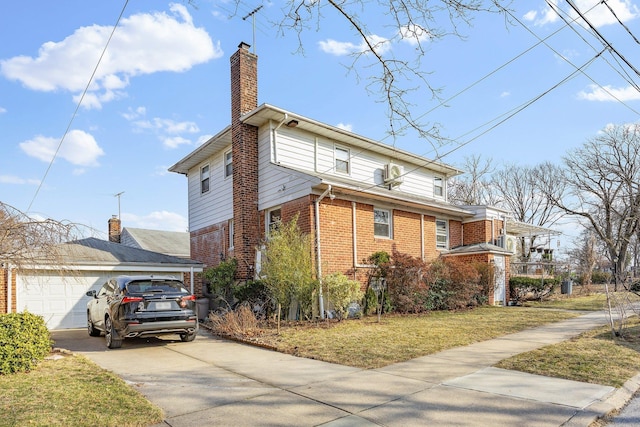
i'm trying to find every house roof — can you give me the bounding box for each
[169,104,464,178]
[28,237,203,272]
[120,227,190,259]
[505,220,562,237]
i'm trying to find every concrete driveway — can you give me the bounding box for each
[51,312,628,427]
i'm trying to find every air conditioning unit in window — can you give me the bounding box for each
[384,163,404,186]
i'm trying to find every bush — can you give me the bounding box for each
[0,311,51,375]
[425,258,483,310]
[386,251,430,313]
[233,280,272,319]
[203,258,237,308]
[591,270,612,284]
[322,273,363,320]
[509,276,559,302]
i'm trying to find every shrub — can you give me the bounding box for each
[208,304,260,338]
[203,258,237,308]
[0,311,51,375]
[233,280,273,319]
[385,251,430,313]
[322,273,363,320]
[591,270,612,284]
[424,258,483,310]
[509,276,559,302]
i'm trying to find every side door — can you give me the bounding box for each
[493,255,506,306]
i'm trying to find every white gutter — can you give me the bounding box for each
[315,185,332,319]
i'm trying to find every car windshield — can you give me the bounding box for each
[126,280,189,294]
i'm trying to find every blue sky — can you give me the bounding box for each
[1,0,639,250]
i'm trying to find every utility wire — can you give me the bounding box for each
[602,0,640,45]
[27,0,130,213]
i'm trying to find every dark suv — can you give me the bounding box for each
[86,275,199,348]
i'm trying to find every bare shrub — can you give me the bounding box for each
[208,304,260,338]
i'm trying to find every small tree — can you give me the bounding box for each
[203,258,237,309]
[260,215,314,331]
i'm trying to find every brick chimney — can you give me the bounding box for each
[230,42,260,280]
[108,215,121,243]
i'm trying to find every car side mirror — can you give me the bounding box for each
[86,290,97,298]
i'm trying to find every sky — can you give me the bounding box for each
[1,0,639,253]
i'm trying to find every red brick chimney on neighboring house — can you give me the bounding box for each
[230,42,260,280]
[108,215,121,243]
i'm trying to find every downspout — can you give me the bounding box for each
[315,185,332,319]
[190,266,194,295]
[7,265,12,314]
[420,214,425,261]
[271,113,289,164]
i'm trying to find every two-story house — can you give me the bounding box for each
[170,42,542,307]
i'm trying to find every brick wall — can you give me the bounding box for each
[0,267,16,313]
[230,43,260,280]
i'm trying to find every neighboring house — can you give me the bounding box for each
[169,42,554,307]
[0,237,203,329]
[107,215,191,259]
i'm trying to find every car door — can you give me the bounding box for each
[90,280,115,330]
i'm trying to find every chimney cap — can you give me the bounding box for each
[238,41,251,51]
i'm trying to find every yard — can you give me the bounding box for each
[1,290,639,426]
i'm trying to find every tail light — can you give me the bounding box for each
[122,296,143,304]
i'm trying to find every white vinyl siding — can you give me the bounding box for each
[188,149,233,232]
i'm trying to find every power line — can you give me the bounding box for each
[602,0,640,45]
[27,0,130,213]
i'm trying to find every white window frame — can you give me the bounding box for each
[374,208,391,239]
[436,219,448,250]
[228,219,234,250]
[434,176,444,197]
[266,207,282,235]
[224,150,233,178]
[200,164,210,194]
[334,145,350,175]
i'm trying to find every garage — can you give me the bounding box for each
[8,237,203,329]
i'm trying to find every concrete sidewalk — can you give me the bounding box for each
[52,310,640,426]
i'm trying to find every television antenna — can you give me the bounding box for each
[242,5,263,53]
[114,191,125,219]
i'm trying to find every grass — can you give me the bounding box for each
[523,289,640,311]
[245,306,580,368]
[496,316,640,388]
[0,353,163,427]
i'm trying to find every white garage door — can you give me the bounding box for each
[16,271,183,329]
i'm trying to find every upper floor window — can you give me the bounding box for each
[200,164,210,194]
[436,219,448,250]
[224,150,233,178]
[267,208,282,234]
[335,146,350,174]
[374,208,391,238]
[434,177,443,197]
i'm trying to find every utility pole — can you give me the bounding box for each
[242,5,263,53]
[114,191,124,219]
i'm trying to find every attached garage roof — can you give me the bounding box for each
[30,238,203,272]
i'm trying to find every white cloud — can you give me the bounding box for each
[500,91,510,98]
[0,175,40,185]
[122,210,188,232]
[336,123,353,132]
[525,0,638,28]
[19,129,105,166]
[163,136,191,149]
[319,34,391,56]
[127,115,200,148]
[399,24,432,45]
[0,3,222,109]
[121,106,146,121]
[196,134,212,146]
[578,84,640,102]
[0,107,6,114]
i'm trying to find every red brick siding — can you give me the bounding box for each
[230,44,260,280]
[318,199,355,277]
[393,210,422,258]
[0,267,16,313]
[450,220,463,248]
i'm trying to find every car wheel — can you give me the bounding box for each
[180,331,197,342]
[87,315,101,337]
[105,316,122,349]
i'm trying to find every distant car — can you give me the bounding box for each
[86,275,199,349]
